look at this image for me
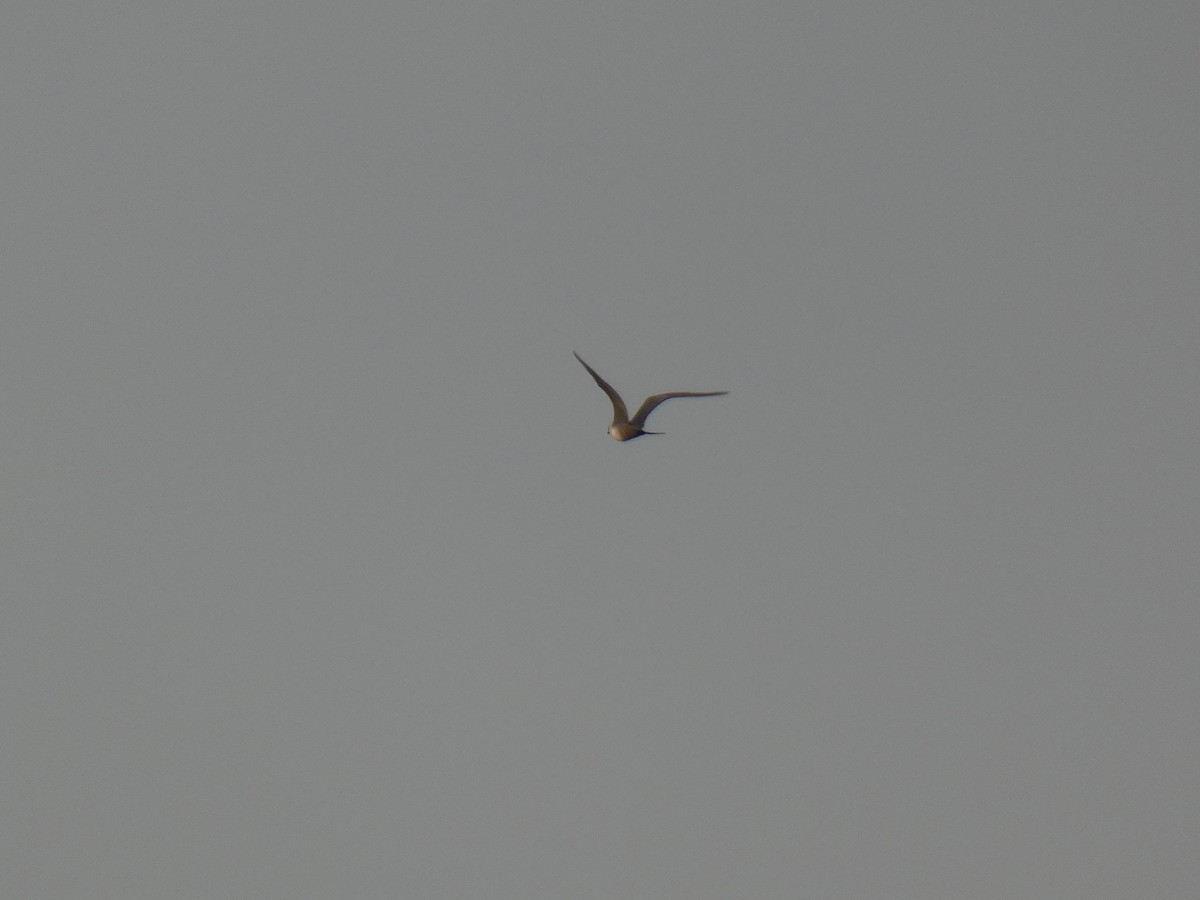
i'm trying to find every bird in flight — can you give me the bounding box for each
[574,351,728,441]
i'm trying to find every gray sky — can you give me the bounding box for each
[2,2,1197,897]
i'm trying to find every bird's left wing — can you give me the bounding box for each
[630,391,728,429]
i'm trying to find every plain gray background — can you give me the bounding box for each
[2,2,1197,897]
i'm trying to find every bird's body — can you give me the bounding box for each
[573,352,727,441]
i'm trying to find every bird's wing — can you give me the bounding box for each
[574,352,629,425]
[631,391,728,429]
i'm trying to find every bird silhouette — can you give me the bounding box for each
[574,351,727,441]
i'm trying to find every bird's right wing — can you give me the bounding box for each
[574,352,629,425]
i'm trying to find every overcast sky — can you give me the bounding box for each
[2,2,1198,898]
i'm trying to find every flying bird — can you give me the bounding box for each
[574,351,728,441]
